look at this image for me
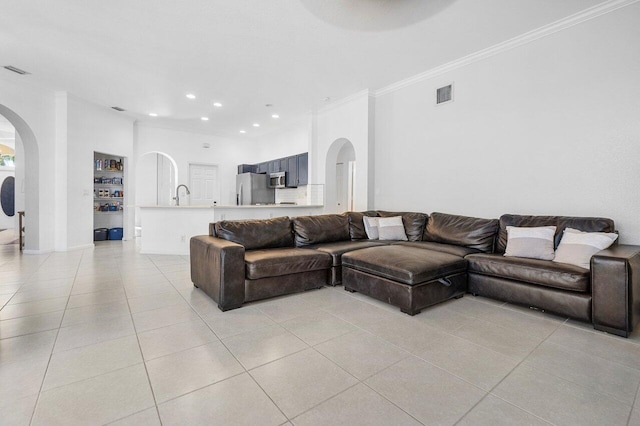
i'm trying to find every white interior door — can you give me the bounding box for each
[189,164,219,205]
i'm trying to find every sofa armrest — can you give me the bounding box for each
[591,244,640,337]
[190,235,245,312]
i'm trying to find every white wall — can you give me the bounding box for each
[134,124,258,207]
[253,119,310,162]
[0,74,57,253]
[314,92,374,212]
[67,96,135,248]
[373,4,640,243]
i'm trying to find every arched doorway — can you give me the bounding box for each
[134,151,178,234]
[325,138,356,213]
[0,104,39,252]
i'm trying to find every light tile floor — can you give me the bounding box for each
[1,241,640,425]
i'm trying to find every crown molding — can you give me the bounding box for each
[316,89,373,115]
[375,0,639,97]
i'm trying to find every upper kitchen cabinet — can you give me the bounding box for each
[286,155,298,187]
[239,152,308,186]
[238,164,256,174]
[257,162,269,174]
[297,153,308,186]
[268,159,282,173]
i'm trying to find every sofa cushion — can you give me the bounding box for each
[363,216,380,239]
[347,211,379,240]
[292,214,350,247]
[307,240,388,266]
[395,241,480,257]
[496,214,615,254]
[215,216,293,250]
[504,226,556,261]
[245,248,332,280]
[553,228,618,269]
[423,212,499,253]
[466,253,590,292]
[377,211,428,242]
[378,216,408,241]
[342,245,467,286]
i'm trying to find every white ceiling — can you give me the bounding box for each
[0,0,603,138]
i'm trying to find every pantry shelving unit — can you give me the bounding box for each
[94,152,124,237]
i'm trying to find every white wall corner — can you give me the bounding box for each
[54,91,68,251]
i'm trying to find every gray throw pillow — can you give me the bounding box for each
[378,216,408,241]
[363,216,379,240]
[504,225,556,260]
[553,227,618,269]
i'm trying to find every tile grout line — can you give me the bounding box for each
[452,318,568,426]
[123,252,165,425]
[27,251,79,426]
[147,254,298,423]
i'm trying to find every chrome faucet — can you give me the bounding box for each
[174,184,191,206]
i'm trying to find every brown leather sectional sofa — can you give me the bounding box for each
[190,211,640,337]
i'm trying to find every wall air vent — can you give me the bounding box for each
[436,83,453,105]
[3,65,30,75]
[111,106,126,112]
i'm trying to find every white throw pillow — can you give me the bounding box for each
[504,226,556,260]
[553,227,618,269]
[363,216,379,240]
[378,216,408,241]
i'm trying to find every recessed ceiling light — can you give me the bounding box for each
[201,117,209,121]
[149,113,158,117]
[213,102,222,107]
[253,123,260,127]
[239,130,246,134]
[271,114,280,119]
[186,93,196,99]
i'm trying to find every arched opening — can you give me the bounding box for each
[0,105,39,252]
[134,151,178,235]
[325,138,356,213]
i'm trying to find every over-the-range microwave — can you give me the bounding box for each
[268,171,286,189]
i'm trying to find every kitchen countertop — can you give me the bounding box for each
[138,204,323,209]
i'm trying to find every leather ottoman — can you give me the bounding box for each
[342,245,468,315]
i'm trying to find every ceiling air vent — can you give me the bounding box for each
[436,84,453,105]
[111,106,126,112]
[3,65,30,75]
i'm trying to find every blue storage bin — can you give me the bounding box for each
[108,227,123,240]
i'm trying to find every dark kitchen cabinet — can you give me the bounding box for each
[237,164,256,174]
[297,153,308,185]
[257,162,269,174]
[286,156,298,187]
[268,160,281,173]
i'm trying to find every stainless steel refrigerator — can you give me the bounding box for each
[236,173,275,205]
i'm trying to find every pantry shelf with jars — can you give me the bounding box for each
[94,152,125,239]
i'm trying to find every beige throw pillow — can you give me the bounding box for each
[553,227,618,269]
[504,226,556,260]
[378,216,408,241]
[363,216,379,240]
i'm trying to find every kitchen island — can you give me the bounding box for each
[138,204,324,255]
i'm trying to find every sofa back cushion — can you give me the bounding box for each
[347,211,379,240]
[496,214,615,254]
[423,212,499,253]
[377,211,428,242]
[292,214,350,247]
[215,216,293,250]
